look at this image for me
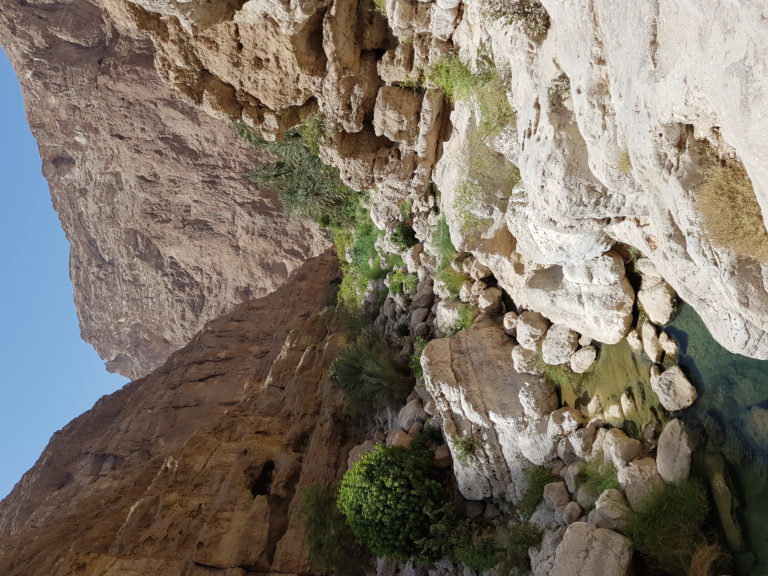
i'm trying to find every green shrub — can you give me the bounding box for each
[580,459,621,497]
[371,0,386,16]
[329,334,411,420]
[337,445,447,560]
[453,182,488,233]
[389,270,419,295]
[466,129,520,192]
[547,73,571,103]
[476,74,516,139]
[453,435,477,462]
[410,336,428,379]
[335,206,391,309]
[434,214,458,265]
[392,221,418,250]
[449,304,478,334]
[505,520,541,572]
[517,466,553,519]
[696,148,768,262]
[236,122,359,228]
[424,55,484,103]
[453,538,504,574]
[435,266,467,300]
[300,484,365,576]
[424,56,515,139]
[626,480,709,575]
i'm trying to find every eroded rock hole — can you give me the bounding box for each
[249,461,275,497]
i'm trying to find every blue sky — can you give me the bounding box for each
[0,50,128,499]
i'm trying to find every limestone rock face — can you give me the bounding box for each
[0,253,356,576]
[421,316,539,501]
[0,0,329,379]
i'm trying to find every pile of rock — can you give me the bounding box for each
[419,315,698,576]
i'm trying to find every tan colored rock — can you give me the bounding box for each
[517,311,551,351]
[618,457,664,511]
[0,254,357,576]
[422,316,535,501]
[651,365,698,411]
[656,419,693,483]
[641,319,663,363]
[603,428,642,469]
[570,345,598,373]
[542,324,580,366]
[588,489,631,531]
[0,0,330,379]
[373,86,424,146]
[638,276,677,325]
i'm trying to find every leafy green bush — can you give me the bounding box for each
[337,445,447,560]
[580,459,621,497]
[235,122,359,227]
[300,484,365,576]
[424,56,515,139]
[330,334,411,420]
[453,435,477,462]
[476,74,516,139]
[626,480,709,575]
[335,206,391,309]
[453,538,504,574]
[505,520,541,571]
[410,336,428,379]
[448,304,477,335]
[389,270,419,295]
[517,466,554,519]
[424,55,484,103]
[392,221,418,250]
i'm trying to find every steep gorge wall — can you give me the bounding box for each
[95,0,768,360]
[0,0,330,379]
[0,252,357,576]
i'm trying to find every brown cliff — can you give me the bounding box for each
[0,0,330,379]
[0,251,360,576]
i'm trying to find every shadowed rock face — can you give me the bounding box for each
[0,252,359,576]
[0,0,330,379]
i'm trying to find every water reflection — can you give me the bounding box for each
[667,304,768,574]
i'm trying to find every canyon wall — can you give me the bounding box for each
[0,252,357,576]
[0,0,330,380]
[89,0,768,360]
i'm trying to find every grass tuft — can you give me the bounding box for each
[579,459,620,497]
[626,480,709,575]
[696,148,768,262]
[517,466,554,519]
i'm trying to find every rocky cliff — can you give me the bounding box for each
[0,0,330,379]
[0,251,358,576]
[84,0,768,361]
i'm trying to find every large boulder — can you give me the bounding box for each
[549,522,632,576]
[656,419,693,483]
[542,324,580,366]
[588,489,631,531]
[618,457,664,510]
[637,276,677,325]
[651,365,698,411]
[517,311,551,351]
[421,316,532,500]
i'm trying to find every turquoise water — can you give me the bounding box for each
[666,305,768,575]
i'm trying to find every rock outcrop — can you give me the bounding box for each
[0,0,329,379]
[0,252,358,576]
